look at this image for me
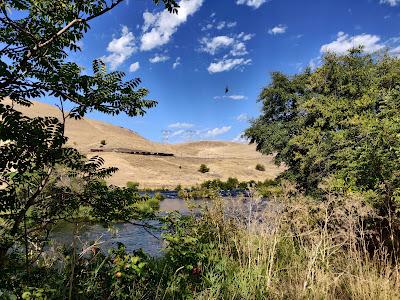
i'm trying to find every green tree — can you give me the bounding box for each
[199,164,210,173]
[246,49,400,211]
[0,0,179,267]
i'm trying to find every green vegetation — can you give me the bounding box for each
[1,189,400,299]
[177,178,279,199]
[246,49,400,209]
[1,0,400,298]
[100,139,107,146]
[0,0,178,282]
[255,163,266,171]
[127,181,140,190]
[154,192,165,201]
[198,164,210,173]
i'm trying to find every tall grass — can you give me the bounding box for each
[188,188,400,300]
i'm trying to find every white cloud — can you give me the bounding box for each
[170,129,186,137]
[230,42,248,56]
[140,0,203,51]
[236,0,268,9]
[173,57,181,69]
[216,21,226,30]
[149,54,170,63]
[204,126,231,138]
[227,95,247,100]
[390,45,400,57]
[268,25,287,35]
[214,94,247,100]
[199,32,253,57]
[320,32,384,54]
[102,26,136,70]
[238,32,255,41]
[236,113,249,121]
[232,132,249,143]
[168,122,194,129]
[199,36,234,55]
[201,19,236,32]
[208,58,251,73]
[227,21,237,28]
[380,0,400,6]
[129,62,140,72]
[199,32,254,73]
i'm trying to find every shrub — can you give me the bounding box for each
[100,140,106,146]
[154,192,165,201]
[126,181,139,190]
[255,164,265,171]
[198,164,210,173]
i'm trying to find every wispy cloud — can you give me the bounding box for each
[149,54,170,63]
[102,26,136,70]
[172,57,181,69]
[208,58,251,73]
[129,62,140,72]
[165,126,232,142]
[200,36,234,55]
[236,113,249,121]
[140,0,203,51]
[380,0,400,6]
[236,0,268,9]
[204,126,232,138]
[199,31,254,73]
[268,25,287,35]
[215,94,248,100]
[168,122,194,129]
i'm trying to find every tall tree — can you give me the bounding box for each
[246,49,400,212]
[0,0,179,266]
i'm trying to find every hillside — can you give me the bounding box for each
[8,100,284,188]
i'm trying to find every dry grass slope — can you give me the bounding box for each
[10,100,284,188]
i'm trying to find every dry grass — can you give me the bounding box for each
[192,187,400,300]
[10,100,284,188]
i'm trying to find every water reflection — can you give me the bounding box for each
[51,197,267,256]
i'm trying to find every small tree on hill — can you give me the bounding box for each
[199,164,210,173]
[256,164,265,171]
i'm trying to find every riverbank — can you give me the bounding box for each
[4,187,399,299]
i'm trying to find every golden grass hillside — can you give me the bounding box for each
[9,100,284,188]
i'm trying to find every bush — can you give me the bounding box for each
[100,140,106,146]
[126,181,139,190]
[255,164,265,171]
[154,192,165,201]
[198,164,210,173]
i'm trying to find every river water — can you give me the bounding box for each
[51,196,268,257]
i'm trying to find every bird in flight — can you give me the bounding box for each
[225,86,229,94]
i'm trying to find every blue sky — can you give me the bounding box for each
[62,0,400,143]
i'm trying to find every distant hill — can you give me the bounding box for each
[8,100,284,188]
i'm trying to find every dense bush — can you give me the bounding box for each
[198,164,210,173]
[255,164,265,171]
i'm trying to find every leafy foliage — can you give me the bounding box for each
[246,49,400,211]
[0,0,179,267]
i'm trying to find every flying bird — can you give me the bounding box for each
[225,86,229,94]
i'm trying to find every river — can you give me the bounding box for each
[51,195,268,257]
